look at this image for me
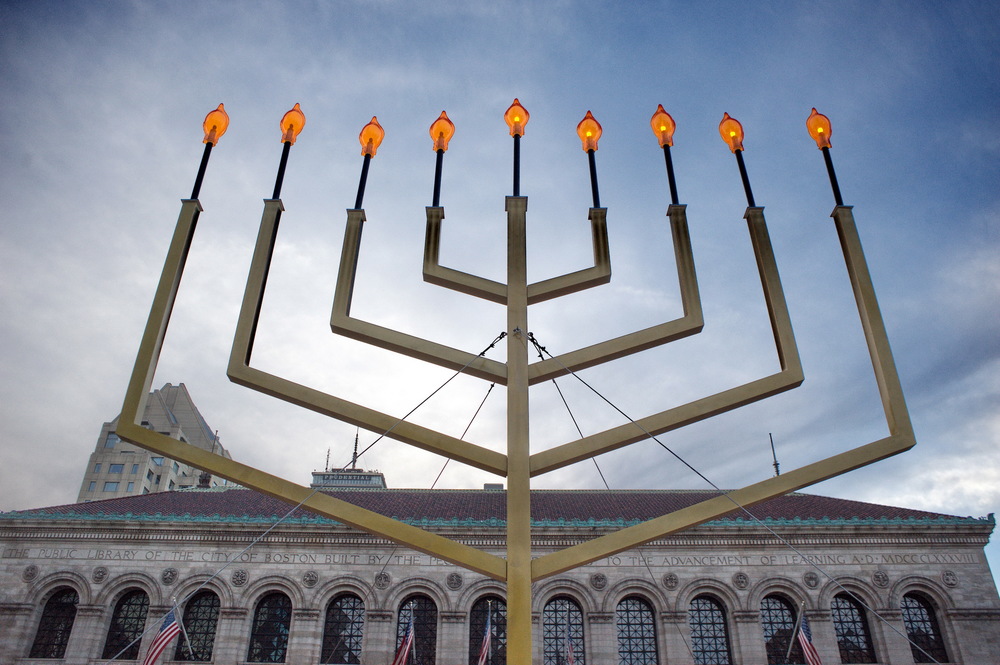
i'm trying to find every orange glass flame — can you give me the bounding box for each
[202,103,229,145]
[359,116,385,157]
[650,104,675,148]
[806,108,832,149]
[280,103,306,144]
[719,112,744,152]
[576,110,602,151]
[504,98,530,137]
[429,111,455,152]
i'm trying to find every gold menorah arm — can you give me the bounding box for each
[228,200,507,475]
[531,433,912,581]
[332,208,507,384]
[422,204,613,306]
[117,421,506,579]
[525,207,611,303]
[530,204,915,580]
[423,206,508,303]
[528,205,703,383]
[530,206,801,474]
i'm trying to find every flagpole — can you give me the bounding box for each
[173,597,195,660]
[786,603,805,662]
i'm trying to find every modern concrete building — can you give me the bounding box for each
[76,383,232,502]
[2,487,998,664]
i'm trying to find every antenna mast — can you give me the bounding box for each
[351,428,359,470]
[769,432,780,476]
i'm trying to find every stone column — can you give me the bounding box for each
[874,608,914,664]
[804,610,838,665]
[586,611,616,664]
[213,606,248,665]
[660,611,690,664]
[290,608,322,662]
[0,603,34,665]
[64,604,106,665]
[365,609,396,665]
[439,610,467,663]
[732,609,762,665]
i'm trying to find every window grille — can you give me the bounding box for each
[247,592,292,662]
[831,594,876,663]
[542,596,585,665]
[900,592,948,663]
[29,587,78,658]
[688,595,732,665]
[616,595,658,665]
[468,595,506,665]
[322,593,365,664]
[102,588,150,659]
[760,595,805,664]
[395,594,438,665]
[175,590,220,661]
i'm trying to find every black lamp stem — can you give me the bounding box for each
[735,149,755,207]
[588,149,601,208]
[822,147,844,206]
[190,142,214,199]
[432,149,444,207]
[355,154,372,210]
[662,144,679,205]
[513,134,521,196]
[272,141,292,200]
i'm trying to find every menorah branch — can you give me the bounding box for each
[331,209,508,383]
[528,204,702,383]
[530,205,802,473]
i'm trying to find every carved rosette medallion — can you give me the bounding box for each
[161,568,178,585]
[732,572,749,590]
[942,570,959,588]
[803,572,820,589]
[23,565,39,582]
[231,569,249,587]
[589,573,608,590]
[302,571,319,588]
[374,572,391,589]
[662,573,679,590]
[92,566,109,584]
[446,572,464,590]
[872,570,890,588]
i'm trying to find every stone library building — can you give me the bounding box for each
[2,484,998,664]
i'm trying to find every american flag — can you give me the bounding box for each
[797,613,823,665]
[391,615,415,665]
[475,608,491,665]
[142,609,181,665]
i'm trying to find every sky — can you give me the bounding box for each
[1,1,998,584]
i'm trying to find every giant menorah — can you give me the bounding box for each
[116,101,914,661]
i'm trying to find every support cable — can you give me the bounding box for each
[104,332,507,663]
[536,341,697,662]
[527,332,942,663]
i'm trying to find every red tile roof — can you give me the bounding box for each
[2,488,981,527]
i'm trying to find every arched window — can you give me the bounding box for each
[616,595,658,665]
[900,592,948,663]
[175,590,220,661]
[468,595,506,665]
[322,592,365,664]
[542,596,585,665]
[247,591,293,663]
[395,594,437,665]
[688,594,732,665]
[831,593,876,663]
[102,588,150,660]
[760,595,805,664]
[29,587,78,658]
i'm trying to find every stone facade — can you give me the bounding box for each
[1,488,998,664]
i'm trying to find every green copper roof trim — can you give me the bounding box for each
[0,512,992,529]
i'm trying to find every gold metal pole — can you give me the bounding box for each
[504,196,534,663]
